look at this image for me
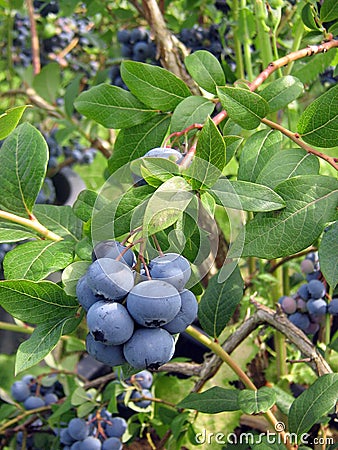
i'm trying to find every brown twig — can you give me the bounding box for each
[262,118,338,171]
[26,0,40,75]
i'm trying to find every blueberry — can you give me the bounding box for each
[297,298,308,312]
[105,416,127,438]
[328,298,338,315]
[133,41,150,61]
[86,333,126,366]
[70,442,82,450]
[132,370,153,389]
[307,280,326,299]
[11,381,30,402]
[144,147,182,163]
[78,436,101,450]
[86,258,135,300]
[303,322,320,335]
[87,301,134,345]
[306,271,321,282]
[126,280,181,327]
[288,312,311,331]
[307,299,327,315]
[149,252,191,291]
[68,418,89,441]
[23,395,45,410]
[21,374,35,385]
[297,284,310,301]
[102,437,123,450]
[76,275,103,311]
[163,289,198,333]
[117,29,130,44]
[44,393,58,405]
[123,328,175,370]
[92,240,136,268]
[131,388,152,408]
[300,259,314,274]
[280,296,297,315]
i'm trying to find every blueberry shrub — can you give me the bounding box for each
[0,0,337,449]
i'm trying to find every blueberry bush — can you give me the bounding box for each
[0,0,337,449]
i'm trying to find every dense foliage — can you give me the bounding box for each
[0,0,337,449]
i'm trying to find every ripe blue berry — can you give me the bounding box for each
[68,418,89,441]
[92,240,136,268]
[105,416,127,438]
[79,436,101,450]
[86,258,135,301]
[163,289,198,333]
[11,381,30,402]
[288,312,310,331]
[297,284,310,301]
[132,370,153,389]
[144,148,182,163]
[123,328,175,370]
[328,298,338,315]
[307,299,327,315]
[149,253,191,291]
[86,333,126,366]
[307,280,326,299]
[126,280,181,327]
[76,275,102,311]
[102,437,123,450]
[87,301,134,345]
[23,395,45,410]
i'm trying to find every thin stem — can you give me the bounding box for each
[240,0,253,80]
[233,0,245,79]
[284,18,304,76]
[0,210,63,241]
[254,0,274,73]
[325,285,334,347]
[261,117,338,170]
[26,0,40,75]
[185,325,293,449]
[0,321,34,334]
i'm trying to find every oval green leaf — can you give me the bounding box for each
[238,387,276,414]
[177,387,240,413]
[185,50,226,95]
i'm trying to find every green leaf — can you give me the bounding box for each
[121,61,191,111]
[91,184,155,240]
[64,74,83,118]
[107,115,171,174]
[74,83,158,129]
[238,387,276,414]
[211,179,286,212]
[297,84,338,148]
[320,0,338,21]
[62,261,91,296]
[197,117,226,172]
[177,387,239,413]
[33,204,82,242]
[242,175,338,258]
[288,373,338,436]
[15,315,81,374]
[170,96,215,133]
[255,148,320,189]
[217,86,269,129]
[0,105,30,140]
[0,280,78,324]
[0,222,38,242]
[318,221,338,289]
[260,76,304,112]
[131,157,180,188]
[32,63,61,104]
[73,189,109,223]
[198,265,244,338]
[71,386,92,406]
[237,129,283,182]
[3,240,74,281]
[0,123,48,216]
[143,177,193,236]
[224,135,243,164]
[301,3,321,30]
[184,50,226,95]
[183,157,222,191]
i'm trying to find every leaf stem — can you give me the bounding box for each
[261,117,338,171]
[240,0,254,81]
[185,325,294,449]
[0,210,63,241]
[254,0,274,73]
[25,0,40,75]
[0,321,34,334]
[233,0,245,79]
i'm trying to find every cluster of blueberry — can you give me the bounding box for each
[10,8,94,72]
[278,253,338,334]
[33,0,59,17]
[77,240,198,371]
[11,374,64,449]
[59,412,127,450]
